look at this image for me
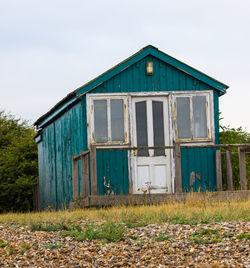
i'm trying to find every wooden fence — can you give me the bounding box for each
[72,143,250,200]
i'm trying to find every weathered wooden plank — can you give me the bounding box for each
[221,152,250,155]
[226,150,233,191]
[81,154,90,197]
[90,145,98,195]
[174,143,182,193]
[216,150,223,191]
[72,156,79,199]
[73,150,90,160]
[181,143,250,149]
[93,144,250,151]
[33,182,40,211]
[96,145,174,151]
[238,147,247,190]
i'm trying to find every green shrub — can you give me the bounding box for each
[0,111,38,212]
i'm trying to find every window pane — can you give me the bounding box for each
[152,101,165,156]
[193,96,207,138]
[176,97,191,139]
[135,101,148,156]
[111,99,124,142]
[94,100,108,142]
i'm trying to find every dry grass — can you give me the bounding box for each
[0,195,249,227]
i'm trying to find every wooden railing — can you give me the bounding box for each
[72,143,249,199]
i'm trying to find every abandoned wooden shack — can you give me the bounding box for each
[34,45,232,210]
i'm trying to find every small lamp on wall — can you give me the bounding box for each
[146,61,153,75]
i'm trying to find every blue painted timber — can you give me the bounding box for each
[35,46,228,209]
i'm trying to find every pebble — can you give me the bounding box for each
[0,222,249,267]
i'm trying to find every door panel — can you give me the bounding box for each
[137,165,150,191]
[131,97,171,194]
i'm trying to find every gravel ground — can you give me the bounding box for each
[0,222,249,267]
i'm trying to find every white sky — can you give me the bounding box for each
[0,0,250,131]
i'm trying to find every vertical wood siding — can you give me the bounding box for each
[91,55,218,195]
[38,54,220,208]
[38,102,85,210]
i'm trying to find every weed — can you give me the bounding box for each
[123,220,148,228]
[155,233,174,242]
[195,228,219,236]
[8,245,17,255]
[223,232,234,238]
[190,228,222,244]
[61,222,126,243]
[236,233,250,240]
[30,221,69,232]
[121,211,148,228]
[101,221,126,242]
[44,243,63,249]
[20,243,31,255]
[0,239,9,248]
[169,215,198,225]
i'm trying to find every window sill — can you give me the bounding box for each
[90,142,130,149]
[175,138,214,145]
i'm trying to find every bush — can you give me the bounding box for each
[0,111,38,212]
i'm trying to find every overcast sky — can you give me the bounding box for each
[0,0,250,131]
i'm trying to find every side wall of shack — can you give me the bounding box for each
[37,55,220,209]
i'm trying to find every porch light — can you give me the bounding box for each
[146,61,153,75]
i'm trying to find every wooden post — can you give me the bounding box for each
[72,156,79,199]
[90,145,98,195]
[33,182,40,211]
[174,143,182,193]
[216,150,223,191]
[238,147,247,190]
[81,153,90,197]
[226,150,233,191]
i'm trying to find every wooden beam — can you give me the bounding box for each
[95,145,174,151]
[81,154,90,197]
[72,156,79,199]
[33,182,40,212]
[90,145,98,195]
[174,143,182,193]
[181,143,250,149]
[216,150,223,191]
[73,150,90,161]
[238,147,247,190]
[226,150,233,191]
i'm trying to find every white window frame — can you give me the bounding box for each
[172,91,214,143]
[87,94,129,147]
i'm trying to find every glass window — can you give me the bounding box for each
[193,96,207,138]
[94,100,108,142]
[176,97,191,139]
[176,94,210,141]
[135,101,148,156]
[111,99,124,142]
[91,97,128,145]
[152,101,165,156]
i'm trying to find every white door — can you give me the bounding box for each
[131,97,171,194]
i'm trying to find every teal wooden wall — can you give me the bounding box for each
[37,54,220,209]
[38,103,85,209]
[90,55,219,193]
